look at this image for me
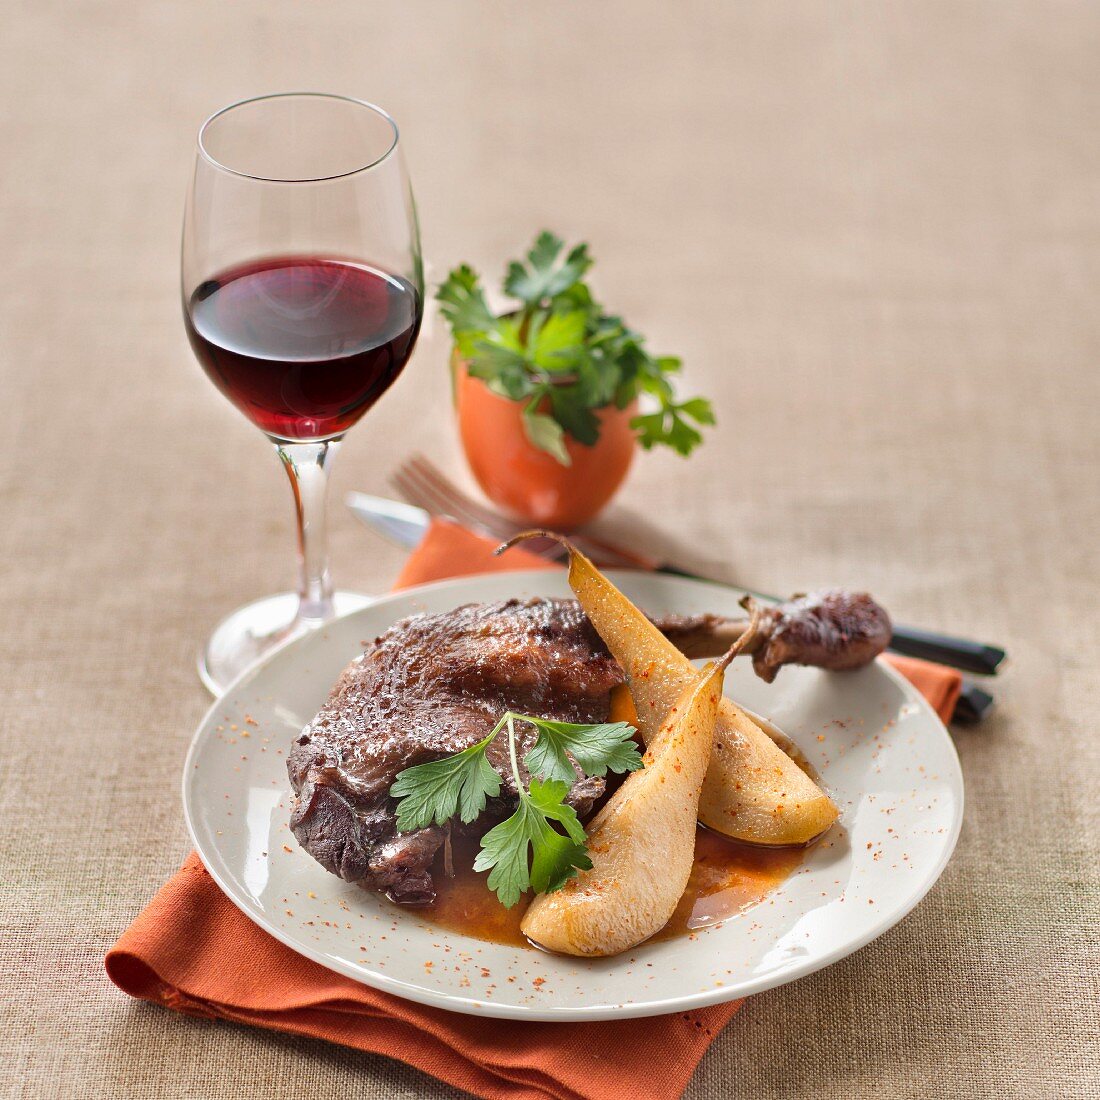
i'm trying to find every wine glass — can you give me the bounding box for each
[182,93,423,694]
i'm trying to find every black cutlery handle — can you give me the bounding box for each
[887,625,1006,676]
[952,681,995,725]
[655,564,1006,676]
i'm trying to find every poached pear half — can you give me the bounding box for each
[521,651,729,956]
[503,533,838,846]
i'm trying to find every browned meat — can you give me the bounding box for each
[287,590,889,904]
[288,598,621,905]
[747,589,891,682]
[653,591,891,682]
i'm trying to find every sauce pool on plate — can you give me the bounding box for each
[418,829,806,949]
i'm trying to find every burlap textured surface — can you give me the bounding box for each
[1,2,1097,1098]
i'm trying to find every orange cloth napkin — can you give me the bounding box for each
[107,517,962,1100]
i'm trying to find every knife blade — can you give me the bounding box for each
[346,492,431,548]
[346,491,995,723]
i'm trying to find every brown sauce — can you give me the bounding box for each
[415,828,805,949]
[654,827,805,939]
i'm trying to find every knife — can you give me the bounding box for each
[346,491,996,723]
[347,493,433,552]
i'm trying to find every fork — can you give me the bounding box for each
[392,454,645,568]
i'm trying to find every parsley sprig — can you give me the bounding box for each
[438,232,715,465]
[390,711,643,908]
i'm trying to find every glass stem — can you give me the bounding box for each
[276,439,340,624]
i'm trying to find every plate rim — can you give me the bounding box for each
[182,569,965,1021]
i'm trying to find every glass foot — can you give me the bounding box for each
[198,590,373,696]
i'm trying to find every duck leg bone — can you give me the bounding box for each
[654,589,892,683]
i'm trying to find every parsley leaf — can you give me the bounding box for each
[504,232,592,307]
[548,385,601,446]
[632,396,717,455]
[522,402,571,466]
[473,778,592,907]
[389,733,502,832]
[523,718,643,785]
[528,309,588,372]
[436,264,496,341]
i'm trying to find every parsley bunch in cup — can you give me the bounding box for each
[437,232,715,465]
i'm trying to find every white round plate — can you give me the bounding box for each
[183,570,964,1021]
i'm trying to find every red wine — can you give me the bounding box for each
[186,256,421,440]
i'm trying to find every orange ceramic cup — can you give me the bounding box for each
[454,361,637,530]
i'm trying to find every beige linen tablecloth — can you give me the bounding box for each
[1,3,1097,1097]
